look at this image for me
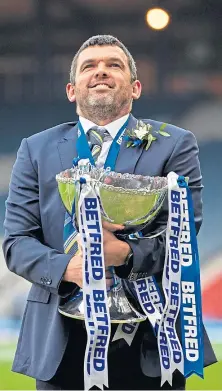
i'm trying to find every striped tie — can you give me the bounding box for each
[87,126,110,162]
[63,126,110,256]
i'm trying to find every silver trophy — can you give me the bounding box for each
[56,162,168,323]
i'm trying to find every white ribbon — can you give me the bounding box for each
[111,275,164,347]
[158,172,185,386]
[134,278,161,328]
[112,322,139,346]
[146,276,164,315]
[79,184,111,390]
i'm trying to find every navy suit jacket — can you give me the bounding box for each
[3,114,216,380]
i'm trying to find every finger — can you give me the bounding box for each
[102,220,124,232]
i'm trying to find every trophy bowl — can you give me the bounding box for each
[56,166,168,232]
[56,164,168,323]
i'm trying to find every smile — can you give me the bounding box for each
[90,84,112,89]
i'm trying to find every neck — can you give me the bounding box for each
[77,105,131,126]
[81,113,129,126]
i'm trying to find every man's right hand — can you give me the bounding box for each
[63,235,114,289]
[63,252,83,287]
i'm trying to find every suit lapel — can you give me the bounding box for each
[57,123,78,170]
[57,115,144,174]
[115,114,144,174]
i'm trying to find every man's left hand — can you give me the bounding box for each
[102,221,131,267]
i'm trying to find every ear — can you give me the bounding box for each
[132,80,142,100]
[66,83,76,102]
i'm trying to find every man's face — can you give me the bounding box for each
[67,45,141,122]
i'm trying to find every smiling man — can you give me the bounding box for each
[3,35,216,390]
[66,44,141,124]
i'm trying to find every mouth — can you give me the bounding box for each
[89,83,113,89]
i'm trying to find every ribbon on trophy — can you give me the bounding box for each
[178,176,204,379]
[112,172,204,385]
[157,172,184,386]
[78,179,111,390]
[160,172,204,381]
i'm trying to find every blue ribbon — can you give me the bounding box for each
[133,139,143,146]
[123,135,143,147]
[177,176,204,379]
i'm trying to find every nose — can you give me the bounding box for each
[95,62,109,78]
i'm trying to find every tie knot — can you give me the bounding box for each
[88,126,111,146]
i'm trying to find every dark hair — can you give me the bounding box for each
[70,34,137,84]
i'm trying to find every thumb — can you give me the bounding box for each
[102,220,125,232]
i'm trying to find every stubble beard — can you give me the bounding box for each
[77,89,131,123]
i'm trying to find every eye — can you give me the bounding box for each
[83,64,93,70]
[110,63,121,68]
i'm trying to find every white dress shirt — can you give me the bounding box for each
[79,114,129,167]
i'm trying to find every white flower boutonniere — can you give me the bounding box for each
[124,120,170,151]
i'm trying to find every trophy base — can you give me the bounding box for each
[58,285,146,324]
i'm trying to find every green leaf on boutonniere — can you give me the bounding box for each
[145,134,155,150]
[159,130,171,137]
[158,123,170,137]
[159,123,167,131]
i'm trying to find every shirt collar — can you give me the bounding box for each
[79,114,129,139]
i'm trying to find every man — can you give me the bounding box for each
[3,35,216,390]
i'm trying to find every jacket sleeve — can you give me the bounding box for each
[116,130,203,279]
[2,138,78,297]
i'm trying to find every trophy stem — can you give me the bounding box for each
[58,280,146,323]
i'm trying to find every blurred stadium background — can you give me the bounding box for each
[0,0,221,389]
